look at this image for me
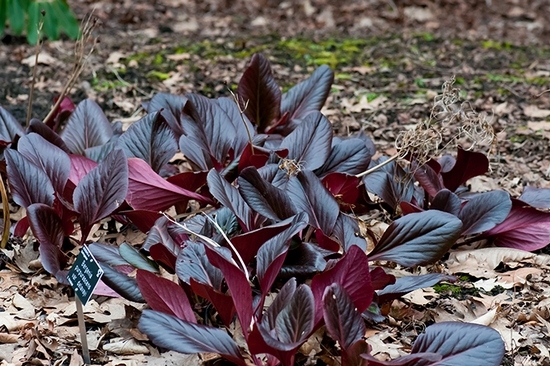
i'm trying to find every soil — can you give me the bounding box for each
[0,0,550,365]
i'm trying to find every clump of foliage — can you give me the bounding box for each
[5,51,550,365]
[0,0,79,44]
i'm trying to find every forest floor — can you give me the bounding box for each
[1,0,550,365]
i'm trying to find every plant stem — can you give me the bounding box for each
[26,14,45,127]
[355,154,399,178]
[0,177,10,249]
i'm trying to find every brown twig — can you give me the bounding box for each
[26,11,45,127]
[43,13,99,126]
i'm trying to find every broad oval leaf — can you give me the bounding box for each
[207,169,253,231]
[239,167,297,221]
[138,310,244,365]
[280,65,334,121]
[274,285,315,346]
[0,106,25,143]
[311,245,373,326]
[441,148,489,192]
[18,133,71,194]
[27,118,72,154]
[136,270,196,323]
[5,149,55,207]
[323,283,365,351]
[286,170,339,235]
[257,213,309,294]
[27,203,66,277]
[458,190,511,236]
[485,204,550,251]
[99,263,145,303]
[88,243,128,267]
[237,53,281,132]
[369,210,463,267]
[146,92,187,137]
[519,186,550,209]
[431,189,461,215]
[411,322,505,366]
[377,273,456,305]
[74,149,128,240]
[61,99,114,154]
[126,158,212,211]
[118,111,177,173]
[176,242,224,290]
[279,111,332,171]
[315,138,372,177]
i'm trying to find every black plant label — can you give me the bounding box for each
[67,245,104,305]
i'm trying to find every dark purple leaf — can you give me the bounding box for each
[323,283,365,351]
[485,204,550,251]
[126,158,212,211]
[280,65,334,121]
[216,97,253,156]
[118,111,177,173]
[61,99,113,154]
[413,160,445,198]
[239,167,296,221]
[370,267,396,291]
[5,149,55,207]
[138,310,245,365]
[441,148,489,192]
[181,93,237,167]
[146,93,187,137]
[84,135,120,162]
[205,245,253,333]
[274,285,315,344]
[257,284,315,359]
[363,157,415,210]
[74,149,128,240]
[279,242,327,278]
[0,106,25,143]
[257,213,309,294]
[68,154,97,186]
[178,135,212,171]
[519,186,550,209]
[176,242,224,290]
[99,263,145,303]
[18,133,70,194]
[237,53,281,132]
[231,217,297,264]
[237,143,271,173]
[207,169,254,231]
[377,273,456,305]
[27,119,71,153]
[315,138,372,177]
[322,172,360,208]
[411,322,504,366]
[190,278,236,327]
[431,189,461,215]
[123,209,163,233]
[136,270,196,323]
[369,210,463,267]
[149,244,177,272]
[311,245,373,325]
[27,203,66,276]
[287,170,339,235]
[143,216,185,255]
[458,190,511,236]
[332,213,367,252]
[279,111,332,170]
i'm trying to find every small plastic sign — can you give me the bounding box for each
[67,245,104,306]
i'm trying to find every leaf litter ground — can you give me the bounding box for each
[1,0,550,365]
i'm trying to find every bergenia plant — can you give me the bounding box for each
[0,52,516,365]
